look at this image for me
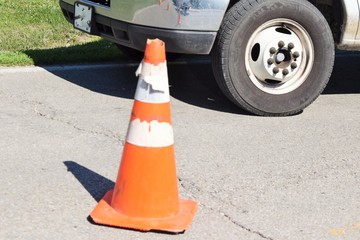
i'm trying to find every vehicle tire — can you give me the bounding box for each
[211,0,335,116]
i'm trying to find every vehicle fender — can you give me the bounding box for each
[338,0,360,49]
[122,0,231,31]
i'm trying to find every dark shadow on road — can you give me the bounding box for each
[23,40,123,66]
[46,56,247,114]
[167,59,247,114]
[46,53,360,115]
[48,64,139,100]
[64,161,114,202]
[324,54,360,94]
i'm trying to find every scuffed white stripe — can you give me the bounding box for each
[134,60,170,103]
[135,60,168,92]
[126,119,174,147]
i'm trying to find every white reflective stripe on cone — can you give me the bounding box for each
[135,60,170,104]
[126,119,174,147]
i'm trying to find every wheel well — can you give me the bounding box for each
[227,0,342,43]
[308,0,342,42]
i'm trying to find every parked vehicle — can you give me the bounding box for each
[59,0,360,116]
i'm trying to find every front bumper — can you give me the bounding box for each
[60,1,217,54]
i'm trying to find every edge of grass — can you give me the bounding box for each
[0,39,126,67]
[0,0,126,67]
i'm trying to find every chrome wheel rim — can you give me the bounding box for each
[245,19,314,95]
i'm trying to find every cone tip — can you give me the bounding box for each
[146,38,164,46]
[144,38,166,65]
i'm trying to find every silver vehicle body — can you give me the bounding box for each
[339,0,360,49]
[60,0,360,52]
[60,0,231,53]
[61,0,229,30]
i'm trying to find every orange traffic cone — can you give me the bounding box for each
[90,39,198,233]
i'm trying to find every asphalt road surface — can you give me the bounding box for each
[1,54,360,240]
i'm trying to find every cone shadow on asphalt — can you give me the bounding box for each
[64,160,186,234]
[64,161,114,202]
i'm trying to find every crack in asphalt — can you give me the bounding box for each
[178,177,274,240]
[221,213,275,240]
[21,99,125,145]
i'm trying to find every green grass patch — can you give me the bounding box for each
[0,0,125,66]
